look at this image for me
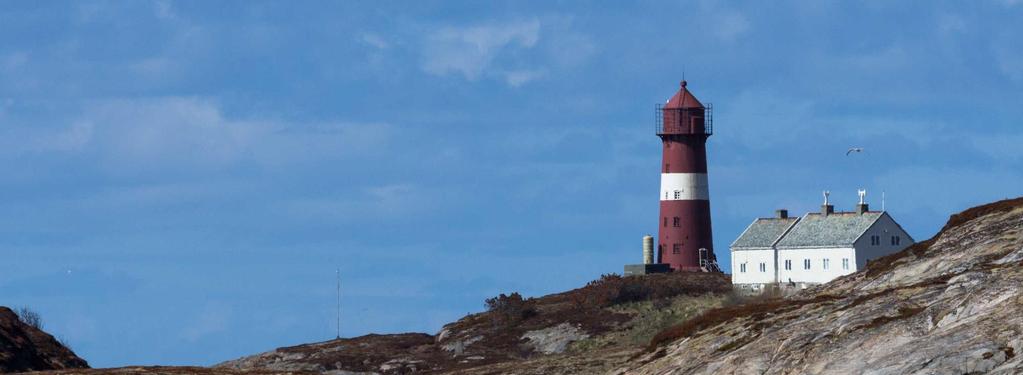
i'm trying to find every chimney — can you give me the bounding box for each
[775,209,789,219]
[821,191,834,216]
[856,203,869,215]
[642,235,654,265]
[856,189,869,215]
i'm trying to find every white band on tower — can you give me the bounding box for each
[660,173,709,201]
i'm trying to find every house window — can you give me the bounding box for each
[673,217,681,227]
[673,190,681,199]
[740,263,747,273]
[823,258,830,270]
[784,259,792,270]
[842,258,850,270]
[871,235,880,246]
[891,236,901,246]
[759,263,766,272]
[672,244,681,254]
[804,259,811,270]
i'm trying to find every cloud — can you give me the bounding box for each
[715,11,751,41]
[500,69,545,87]
[2,52,28,71]
[421,18,540,81]
[83,97,259,171]
[970,133,1023,162]
[360,33,390,50]
[281,183,441,223]
[154,0,175,20]
[936,13,967,34]
[993,42,1023,82]
[20,97,395,173]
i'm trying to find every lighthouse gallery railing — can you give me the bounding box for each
[655,104,713,136]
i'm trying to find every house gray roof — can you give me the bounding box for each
[774,211,883,248]
[731,217,799,249]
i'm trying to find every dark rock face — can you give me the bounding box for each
[0,307,89,372]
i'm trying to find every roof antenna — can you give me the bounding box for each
[336,268,341,340]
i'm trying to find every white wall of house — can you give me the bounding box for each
[731,248,776,284]
[853,213,913,269]
[777,247,856,284]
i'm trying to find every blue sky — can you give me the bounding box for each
[1,0,1022,368]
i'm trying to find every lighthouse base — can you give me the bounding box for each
[623,263,672,276]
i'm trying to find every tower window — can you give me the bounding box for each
[672,244,681,254]
[665,163,670,172]
[672,217,680,227]
[673,190,681,199]
[784,259,792,270]
[663,217,667,227]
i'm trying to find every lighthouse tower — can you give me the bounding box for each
[656,81,717,271]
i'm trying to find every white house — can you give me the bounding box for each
[731,192,913,292]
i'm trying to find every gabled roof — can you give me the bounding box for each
[774,211,884,249]
[731,217,800,249]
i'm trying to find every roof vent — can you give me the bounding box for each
[856,189,869,214]
[822,191,834,216]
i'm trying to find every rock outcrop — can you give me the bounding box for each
[624,197,1023,374]
[0,306,89,372]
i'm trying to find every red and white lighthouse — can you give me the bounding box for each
[656,81,718,272]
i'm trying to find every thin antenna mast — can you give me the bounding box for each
[336,268,341,340]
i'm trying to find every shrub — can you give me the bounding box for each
[484,292,537,324]
[16,307,43,330]
[572,272,730,310]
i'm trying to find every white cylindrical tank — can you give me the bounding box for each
[643,235,654,264]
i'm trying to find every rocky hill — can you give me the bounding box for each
[622,197,1023,374]
[215,272,732,374]
[0,306,89,372]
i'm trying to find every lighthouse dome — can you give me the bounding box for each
[664,80,705,109]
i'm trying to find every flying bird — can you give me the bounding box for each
[846,147,864,156]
